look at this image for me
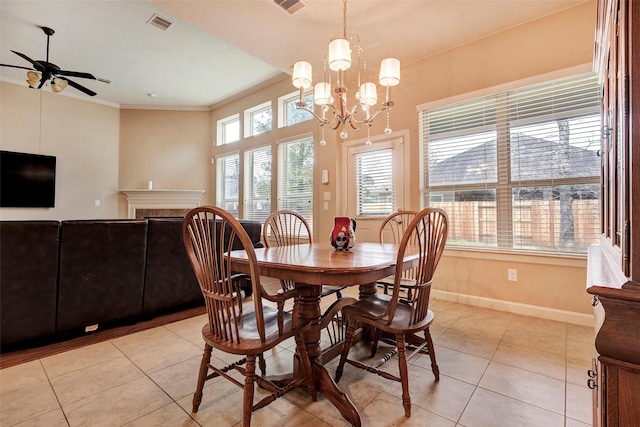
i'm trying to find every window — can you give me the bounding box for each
[420,73,601,254]
[355,148,393,216]
[277,136,314,233]
[217,114,240,145]
[216,153,240,217]
[244,145,271,223]
[278,90,313,128]
[244,101,272,137]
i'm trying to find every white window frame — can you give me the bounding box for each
[278,90,313,128]
[244,101,272,137]
[216,114,240,146]
[342,131,408,219]
[215,152,240,217]
[419,72,601,255]
[243,145,272,223]
[276,133,314,235]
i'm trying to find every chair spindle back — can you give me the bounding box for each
[183,207,266,343]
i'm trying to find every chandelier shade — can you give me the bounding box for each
[379,58,400,87]
[292,61,313,89]
[359,82,377,106]
[314,82,333,106]
[328,38,351,71]
[292,0,400,146]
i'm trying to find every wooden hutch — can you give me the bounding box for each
[587,0,640,426]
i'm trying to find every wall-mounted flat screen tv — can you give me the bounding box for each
[0,150,56,208]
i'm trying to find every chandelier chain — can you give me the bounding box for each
[342,0,348,39]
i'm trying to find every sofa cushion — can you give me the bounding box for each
[57,220,148,334]
[143,217,202,318]
[0,221,60,348]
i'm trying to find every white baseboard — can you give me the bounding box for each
[431,290,595,327]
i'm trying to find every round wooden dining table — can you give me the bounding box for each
[228,242,419,427]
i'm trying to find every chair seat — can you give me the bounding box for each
[342,293,434,335]
[202,305,307,355]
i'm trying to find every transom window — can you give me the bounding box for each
[244,101,272,137]
[217,114,240,145]
[278,90,313,128]
[420,72,601,254]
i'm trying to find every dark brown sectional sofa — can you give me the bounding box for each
[0,217,262,351]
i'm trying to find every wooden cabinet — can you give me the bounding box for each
[587,0,640,426]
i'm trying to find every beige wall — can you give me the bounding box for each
[118,109,211,218]
[0,82,120,220]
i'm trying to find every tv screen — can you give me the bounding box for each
[0,150,56,208]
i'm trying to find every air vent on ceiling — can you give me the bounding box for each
[274,0,305,14]
[147,14,173,31]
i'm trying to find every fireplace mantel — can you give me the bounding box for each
[120,189,205,219]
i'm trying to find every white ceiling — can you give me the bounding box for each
[0,0,587,109]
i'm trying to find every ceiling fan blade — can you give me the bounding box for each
[61,77,96,96]
[0,63,34,71]
[57,69,96,80]
[11,50,37,66]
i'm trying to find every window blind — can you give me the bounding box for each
[355,148,394,216]
[244,145,271,222]
[277,136,314,234]
[420,72,601,254]
[216,153,240,217]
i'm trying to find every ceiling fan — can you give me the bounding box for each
[0,26,109,97]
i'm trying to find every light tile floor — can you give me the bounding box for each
[0,286,595,426]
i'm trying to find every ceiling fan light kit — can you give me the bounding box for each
[292,0,400,146]
[1,26,104,97]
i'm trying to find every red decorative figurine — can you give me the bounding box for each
[330,217,357,250]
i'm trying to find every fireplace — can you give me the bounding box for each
[120,189,205,219]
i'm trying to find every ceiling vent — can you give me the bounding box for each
[147,14,173,31]
[274,0,305,14]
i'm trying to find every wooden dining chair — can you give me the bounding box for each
[262,210,353,351]
[262,210,346,301]
[377,210,419,298]
[183,206,316,426]
[335,207,448,418]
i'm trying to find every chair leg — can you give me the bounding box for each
[192,343,212,413]
[294,334,318,401]
[424,328,439,381]
[335,318,356,383]
[396,334,411,417]
[258,352,266,377]
[243,354,256,427]
[370,327,382,358]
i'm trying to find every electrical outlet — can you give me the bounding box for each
[508,268,518,282]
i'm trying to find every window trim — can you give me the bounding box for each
[277,89,313,128]
[419,72,601,255]
[276,133,315,235]
[216,114,240,146]
[215,151,241,217]
[243,144,272,223]
[244,101,272,137]
[341,130,410,219]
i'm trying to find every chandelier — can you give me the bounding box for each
[291,0,400,146]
